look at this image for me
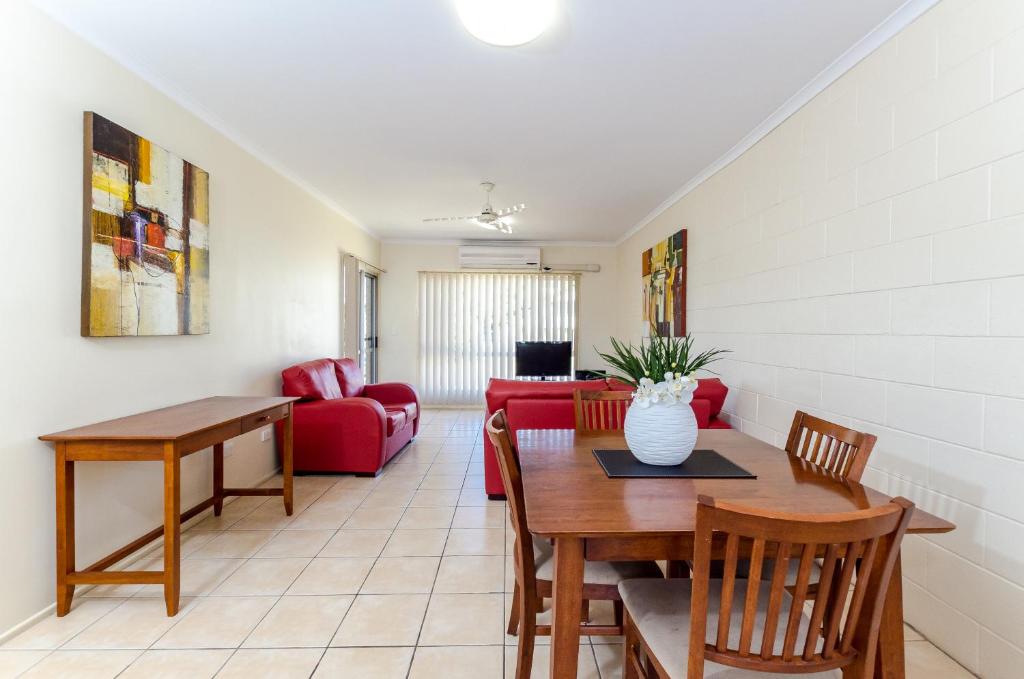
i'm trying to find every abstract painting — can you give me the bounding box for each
[641,228,686,337]
[82,112,209,336]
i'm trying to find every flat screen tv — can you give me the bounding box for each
[515,341,572,378]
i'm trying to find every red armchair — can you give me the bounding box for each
[277,358,420,475]
[482,376,730,498]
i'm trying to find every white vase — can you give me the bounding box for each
[624,393,699,466]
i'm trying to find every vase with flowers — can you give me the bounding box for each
[597,335,729,465]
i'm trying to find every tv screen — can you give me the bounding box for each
[515,341,572,378]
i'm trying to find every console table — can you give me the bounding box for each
[40,395,300,616]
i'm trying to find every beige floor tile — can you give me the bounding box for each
[361,489,416,508]
[505,645,602,679]
[593,643,623,679]
[343,506,405,530]
[212,557,309,596]
[0,650,48,677]
[445,528,506,556]
[285,505,354,530]
[373,476,424,491]
[435,556,505,594]
[419,475,467,490]
[397,507,455,529]
[2,598,123,650]
[189,531,275,559]
[382,529,449,557]
[20,649,140,678]
[410,489,462,507]
[386,463,433,477]
[420,593,505,646]
[319,529,391,558]
[154,597,276,649]
[63,597,195,650]
[453,505,506,529]
[336,475,380,490]
[253,530,334,558]
[331,594,429,647]
[410,645,504,679]
[286,557,375,595]
[218,648,323,679]
[429,462,470,477]
[120,649,232,678]
[905,623,925,641]
[503,592,551,646]
[134,558,243,598]
[458,489,491,506]
[311,491,367,510]
[313,647,413,678]
[243,595,353,648]
[230,504,295,530]
[905,641,975,678]
[463,475,486,489]
[361,557,440,594]
[82,581,145,599]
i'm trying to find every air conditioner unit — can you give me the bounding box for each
[458,245,541,270]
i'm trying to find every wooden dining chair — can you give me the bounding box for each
[785,411,877,483]
[618,495,914,679]
[485,410,662,679]
[574,389,633,432]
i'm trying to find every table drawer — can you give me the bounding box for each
[241,405,289,433]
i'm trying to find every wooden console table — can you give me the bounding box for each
[40,396,300,616]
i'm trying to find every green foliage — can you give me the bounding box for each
[596,335,730,388]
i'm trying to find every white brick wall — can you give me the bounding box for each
[618,1,1024,674]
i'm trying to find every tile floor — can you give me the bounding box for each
[0,409,976,678]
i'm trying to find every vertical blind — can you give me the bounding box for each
[419,271,579,405]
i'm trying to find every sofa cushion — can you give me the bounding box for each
[485,378,606,414]
[383,402,417,421]
[693,377,728,419]
[333,358,366,398]
[384,409,406,436]
[282,359,342,401]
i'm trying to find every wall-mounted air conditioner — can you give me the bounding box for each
[458,245,542,270]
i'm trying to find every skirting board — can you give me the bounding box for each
[0,468,284,645]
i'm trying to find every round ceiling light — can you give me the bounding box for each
[455,0,557,47]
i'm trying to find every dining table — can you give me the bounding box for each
[516,427,956,679]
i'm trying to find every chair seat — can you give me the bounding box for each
[618,578,841,678]
[533,536,662,586]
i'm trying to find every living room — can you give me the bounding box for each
[1,0,1021,677]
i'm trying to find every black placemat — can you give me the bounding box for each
[592,449,756,479]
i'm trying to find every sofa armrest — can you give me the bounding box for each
[363,382,421,435]
[281,397,388,473]
[692,398,711,429]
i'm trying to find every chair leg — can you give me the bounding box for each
[507,582,521,636]
[623,610,644,679]
[516,589,536,679]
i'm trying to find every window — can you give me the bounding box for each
[419,271,579,404]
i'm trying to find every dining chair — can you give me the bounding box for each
[618,494,914,679]
[785,411,877,483]
[574,389,633,432]
[485,410,662,679]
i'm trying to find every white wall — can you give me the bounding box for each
[377,242,619,395]
[0,0,379,634]
[616,1,1024,675]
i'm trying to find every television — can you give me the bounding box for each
[515,341,573,378]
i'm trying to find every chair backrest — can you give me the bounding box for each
[784,411,876,482]
[484,410,538,595]
[573,389,633,432]
[687,495,914,679]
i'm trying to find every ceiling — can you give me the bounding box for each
[36,0,914,243]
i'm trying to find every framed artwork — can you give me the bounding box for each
[82,112,210,336]
[641,228,686,337]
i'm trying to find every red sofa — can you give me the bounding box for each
[277,358,420,475]
[482,377,730,498]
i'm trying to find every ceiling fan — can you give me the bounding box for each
[423,181,525,234]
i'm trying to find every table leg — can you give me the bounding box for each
[55,442,75,616]
[875,553,906,679]
[550,537,584,679]
[283,404,294,515]
[213,442,224,516]
[163,443,181,616]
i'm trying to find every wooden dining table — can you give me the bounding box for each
[516,428,955,679]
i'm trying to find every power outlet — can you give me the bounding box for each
[260,428,272,442]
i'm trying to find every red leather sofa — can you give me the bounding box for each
[277,358,420,475]
[482,376,729,498]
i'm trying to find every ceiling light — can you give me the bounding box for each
[455,0,556,47]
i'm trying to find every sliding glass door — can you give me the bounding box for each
[358,271,379,383]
